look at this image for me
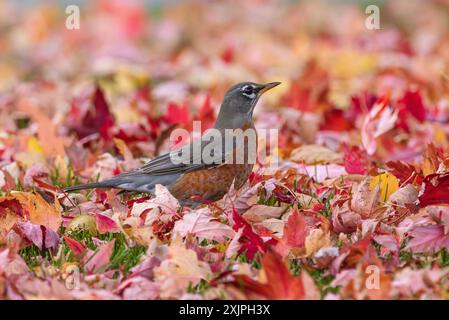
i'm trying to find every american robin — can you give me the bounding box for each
[64,81,280,206]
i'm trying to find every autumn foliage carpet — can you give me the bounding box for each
[1,0,449,299]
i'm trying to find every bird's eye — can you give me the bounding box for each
[241,85,256,99]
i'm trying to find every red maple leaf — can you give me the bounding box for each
[283,208,307,247]
[164,102,191,126]
[386,161,423,185]
[330,234,380,274]
[115,124,151,144]
[64,236,87,257]
[70,86,115,142]
[418,173,449,207]
[343,146,368,174]
[220,46,234,64]
[228,251,305,299]
[275,207,309,256]
[231,207,267,260]
[397,90,426,123]
[321,109,353,131]
[95,213,120,234]
[193,95,216,131]
[0,199,26,218]
[350,91,378,116]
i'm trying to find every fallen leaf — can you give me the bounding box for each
[69,86,115,141]
[276,207,309,256]
[1,191,61,231]
[406,224,449,253]
[305,228,331,257]
[231,207,267,260]
[63,236,87,257]
[226,251,306,299]
[388,184,418,206]
[154,237,212,289]
[241,205,286,223]
[173,208,234,242]
[18,99,66,158]
[418,173,449,207]
[343,146,368,175]
[369,173,399,202]
[84,239,115,273]
[131,184,179,217]
[95,213,120,234]
[14,221,59,251]
[290,144,342,164]
[361,95,398,155]
[68,214,97,235]
[351,179,381,218]
[0,201,22,243]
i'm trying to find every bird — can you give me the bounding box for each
[64,81,281,206]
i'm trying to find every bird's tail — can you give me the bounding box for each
[63,181,116,192]
[63,171,180,194]
[63,173,136,192]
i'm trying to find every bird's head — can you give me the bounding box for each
[214,81,281,129]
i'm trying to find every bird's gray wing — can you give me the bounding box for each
[137,131,231,175]
[64,132,236,194]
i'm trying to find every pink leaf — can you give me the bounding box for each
[406,224,449,253]
[131,185,179,218]
[15,221,59,251]
[361,95,397,155]
[64,236,87,257]
[173,208,235,242]
[84,239,115,273]
[95,213,120,234]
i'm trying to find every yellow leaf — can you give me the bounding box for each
[215,242,227,253]
[68,214,97,236]
[326,50,377,79]
[434,125,447,146]
[27,136,44,155]
[369,173,399,202]
[113,138,133,161]
[433,124,448,148]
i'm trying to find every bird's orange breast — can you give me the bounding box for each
[169,120,257,203]
[169,163,254,203]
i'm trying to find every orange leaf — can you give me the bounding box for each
[228,251,306,299]
[1,191,62,231]
[275,207,309,256]
[18,99,66,158]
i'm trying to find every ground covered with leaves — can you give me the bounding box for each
[1,0,449,299]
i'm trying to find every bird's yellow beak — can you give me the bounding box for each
[258,82,281,94]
